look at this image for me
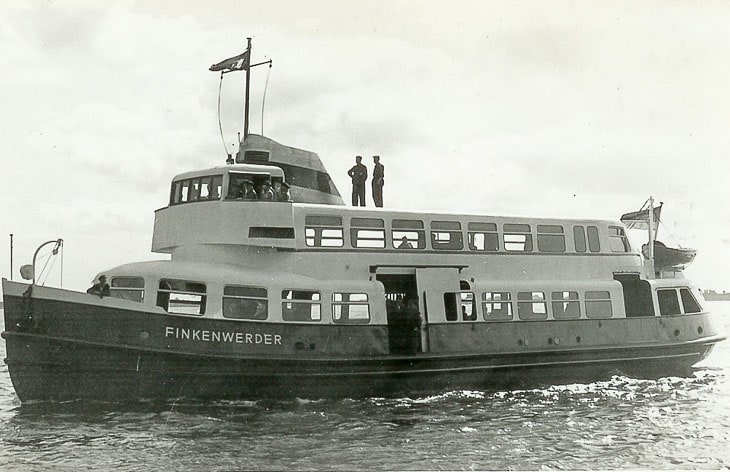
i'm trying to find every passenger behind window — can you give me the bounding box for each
[207,181,220,200]
[274,181,293,202]
[397,236,414,249]
[259,180,274,201]
[227,179,243,199]
[242,179,258,200]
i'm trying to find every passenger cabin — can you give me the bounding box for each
[121,134,711,356]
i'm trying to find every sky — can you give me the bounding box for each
[1,0,729,292]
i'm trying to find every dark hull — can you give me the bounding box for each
[2,283,725,402]
[3,331,719,402]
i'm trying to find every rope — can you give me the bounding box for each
[217,72,228,156]
[261,61,273,135]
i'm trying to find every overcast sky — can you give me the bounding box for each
[1,0,729,292]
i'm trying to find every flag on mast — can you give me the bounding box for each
[209,50,250,72]
[620,203,662,230]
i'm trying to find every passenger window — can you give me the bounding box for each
[392,219,425,249]
[431,221,463,250]
[110,277,145,303]
[170,181,182,205]
[609,226,631,253]
[468,222,499,251]
[223,286,268,320]
[157,279,206,315]
[305,215,344,247]
[503,224,533,252]
[282,290,321,322]
[332,293,370,323]
[587,226,601,252]
[482,292,513,321]
[351,218,385,248]
[537,225,565,252]
[551,291,580,319]
[180,180,191,203]
[658,289,682,316]
[517,292,547,320]
[680,288,702,314]
[585,290,612,318]
[573,226,587,253]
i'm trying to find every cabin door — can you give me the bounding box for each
[416,268,462,352]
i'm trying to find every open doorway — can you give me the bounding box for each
[614,274,655,317]
[376,274,421,354]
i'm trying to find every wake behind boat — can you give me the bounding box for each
[1,41,725,402]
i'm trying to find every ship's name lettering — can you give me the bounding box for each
[165,326,282,345]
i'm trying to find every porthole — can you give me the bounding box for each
[698,326,704,335]
[576,336,582,343]
[674,329,681,337]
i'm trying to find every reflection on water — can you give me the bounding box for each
[0,304,728,471]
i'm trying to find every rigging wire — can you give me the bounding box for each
[261,61,273,135]
[217,72,228,157]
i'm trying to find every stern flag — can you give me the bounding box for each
[620,204,662,230]
[209,50,250,72]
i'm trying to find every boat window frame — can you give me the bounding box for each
[657,288,682,316]
[157,279,207,316]
[430,221,464,250]
[350,217,386,249]
[608,225,631,253]
[551,291,581,319]
[109,276,145,303]
[391,219,426,249]
[536,225,566,253]
[585,290,613,318]
[679,288,702,314]
[443,291,477,322]
[467,222,499,252]
[503,224,533,252]
[332,292,371,324]
[517,291,548,320]
[482,291,513,321]
[305,215,344,247]
[222,285,269,320]
[281,289,322,322]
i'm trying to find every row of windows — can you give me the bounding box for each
[109,277,702,323]
[304,216,630,253]
[170,175,223,205]
[444,290,615,322]
[111,277,369,323]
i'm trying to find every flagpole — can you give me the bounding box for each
[244,37,252,140]
[648,195,655,266]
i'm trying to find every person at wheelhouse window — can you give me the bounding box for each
[259,180,275,201]
[273,181,293,202]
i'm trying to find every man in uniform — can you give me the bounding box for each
[87,274,110,298]
[259,180,275,201]
[372,155,384,207]
[242,179,258,200]
[274,181,293,202]
[347,155,367,206]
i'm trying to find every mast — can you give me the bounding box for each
[243,37,252,140]
[648,195,655,263]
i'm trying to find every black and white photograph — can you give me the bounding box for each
[1,1,729,470]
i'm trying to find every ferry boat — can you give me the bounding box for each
[2,45,726,402]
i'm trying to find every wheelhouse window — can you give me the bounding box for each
[537,225,566,252]
[431,221,463,250]
[680,288,702,314]
[110,277,144,302]
[609,226,631,253]
[157,279,206,315]
[282,290,321,322]
[482,292,513,321]
[305,215,344,247]
[551,291,580,319]
[170,175,223,205]
[223,286,268,320]
[658,289,682,316]
[517,291,547,320]
[468,222,499,251]
[504,224,533,252]
[444,292,476,321]
[350,218,386,248]
[585,290,613,318]
[573,226,587,252]
[392,219,425,249]
[332,293,370,323]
